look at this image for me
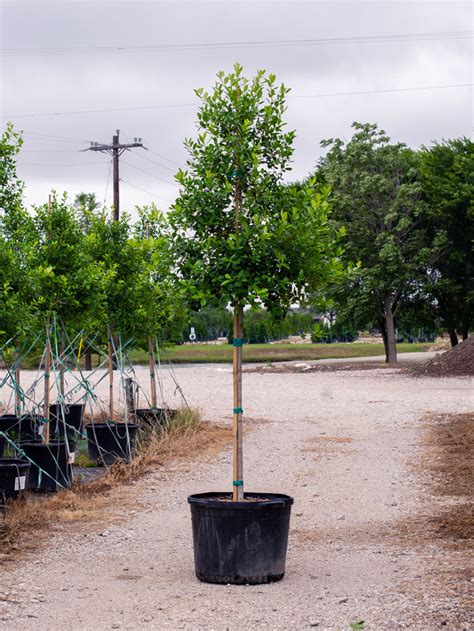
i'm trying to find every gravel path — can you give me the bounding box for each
[1,366,472,630]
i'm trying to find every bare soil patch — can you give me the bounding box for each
[412,337,474,377]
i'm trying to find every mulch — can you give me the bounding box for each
[412,337,474,377]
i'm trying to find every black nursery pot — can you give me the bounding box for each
[0,414,41,443]
[134,408,176,428]
[188,492,294,585]
[20,440,71,492]
[0,458,31,504]
[49,403,85,438]
[86,422,139,466]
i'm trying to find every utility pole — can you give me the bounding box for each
[85,130,145,220]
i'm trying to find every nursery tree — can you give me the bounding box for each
[133,205,182,407]
[0,124,34,346]
[318,122,442,363]
[170,65,342,499]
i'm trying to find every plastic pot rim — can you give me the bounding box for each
[188,491,294,510]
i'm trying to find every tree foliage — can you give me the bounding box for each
[170,64,343,315]
[419,137,473,344]
[317,122,442,362]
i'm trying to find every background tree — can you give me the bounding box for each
[419,137,473,345]
[170,64,342,499]
[317,122,441,363]
[73,192,100,234]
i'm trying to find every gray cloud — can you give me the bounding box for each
[1,1,472,213]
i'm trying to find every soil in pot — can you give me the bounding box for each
[188,492,293,585]
[20,440,71,492]
[49,403,85,438]
[0,458,31,504]
[86,422,139,466]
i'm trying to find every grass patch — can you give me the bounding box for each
[129,342,432,365]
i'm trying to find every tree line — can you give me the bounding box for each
[0,71,472,365]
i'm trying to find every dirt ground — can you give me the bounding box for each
[0,364,472,630]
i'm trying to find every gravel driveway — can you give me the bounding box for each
[0,365,472,630]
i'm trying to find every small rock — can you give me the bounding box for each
[337,515,345,520]
[309,621,319,627]
[338,597,348,604]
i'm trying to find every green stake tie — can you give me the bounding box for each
[232,338,244,347]
[233,480,243,487]
[233,407,243,414]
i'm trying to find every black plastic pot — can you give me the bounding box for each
[0,458,31,504]
[49,403,85,438]
[20,440,71,492]
[0,436,5,458]
[133,407,176,428]
[86,422,139,466]
[188,492,294,585]
[0,414,44,443]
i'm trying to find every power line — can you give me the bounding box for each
[22,130,92,143]
[122,160,176,185]
[16,160,109,167]
[134,151,177,172]
[2,30,472,57]
[120,178,172,203]
[3,83,471,119]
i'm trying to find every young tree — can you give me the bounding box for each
[170,65,342,500]
[133,205,183,407]
[0,124,33,347]
[419,138,473,345]
[318,122,440,363]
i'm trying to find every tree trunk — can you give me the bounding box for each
[379,316,389,363]
[384,299,397,364]
[85,348,92,371]
[232,306,244,501]
[148,337,157,408]
[108,334,114,421]
[447,327,458,347]
[43,321,51,443]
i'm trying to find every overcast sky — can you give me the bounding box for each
[0,1,472,215]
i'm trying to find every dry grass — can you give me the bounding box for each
[0,408,232,566]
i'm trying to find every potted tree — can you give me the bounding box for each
[170,65,342,584]
[85,211,144,465]
[131,205,182,428]
[21,193,106,490]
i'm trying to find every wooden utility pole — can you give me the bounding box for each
[85,130,145,220]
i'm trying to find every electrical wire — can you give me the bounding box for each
[122,160,176,185]
[2,30,472,56]
[16,160,109,167]
[103,158,113,206]
[3,83,471,119]
[120,178,172,203]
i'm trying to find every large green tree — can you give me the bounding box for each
[318,122,441,363]
[419,137,473,345]
[170,65,342,499]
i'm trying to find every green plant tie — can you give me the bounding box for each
[233,480,243,486]
[232,338,244,347]
[233,407,243,414]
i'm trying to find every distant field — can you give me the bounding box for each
[129,342,433,365]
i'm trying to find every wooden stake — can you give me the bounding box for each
[14,347,21,418]
[43,322,51,443]
[148,337,157,408]
[232,306,244,501]
[108,334,114,420]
